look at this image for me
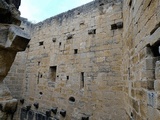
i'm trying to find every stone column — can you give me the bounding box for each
[0,0,30,119]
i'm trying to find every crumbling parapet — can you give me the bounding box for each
[0,0,30,119]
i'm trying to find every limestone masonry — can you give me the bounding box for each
[0,0,30,119]
[3,0,160,119]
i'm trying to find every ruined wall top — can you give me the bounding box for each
[33,0,123,30]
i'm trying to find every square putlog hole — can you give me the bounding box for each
[39,41,44,46]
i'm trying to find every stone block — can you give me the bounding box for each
[154,80,160,91]
[155,61,160,79]
[156,93,160,110]
[51,107,58,114]
[132,99,139,113]
[147,91,157,108]
[28,110,34,120]
[5,26,30,51]
[141,69,154,79]
[20,108,27,120]
[0,1,9,11]
[35,113,46,120]
[142,0,152,11]
[144,58,157,70]
[147,80,154,90]
[116,22,123,29]
[60,109,66,117]
[0,26,9,47]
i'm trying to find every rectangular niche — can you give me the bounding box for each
[74,49,78,54]
[67,76,69,80]
[49,66,57,82]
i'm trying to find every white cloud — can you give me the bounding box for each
[19,0,40,22]
[19,0,93,23]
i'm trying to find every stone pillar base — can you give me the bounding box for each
[0,99,18,120]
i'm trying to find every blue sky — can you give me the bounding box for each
[19,0,93,23]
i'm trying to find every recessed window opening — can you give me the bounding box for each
[39,41,44,46]
[80,72,84,89]
[49,66,57,82]
[74,49,78,54]
[148,40,160,57]
[67,76,69,80]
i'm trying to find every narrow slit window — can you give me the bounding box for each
[37,72,40,84]
[49,66,57,82]
[80,72,84,89]
[67,76,69,80]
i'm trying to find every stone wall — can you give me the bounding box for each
[4,0,160,120]
[5,0,127,119]
[21,0,126,119]
[4,18,32,99]
[3,17,33,120]
[122,0,160,119]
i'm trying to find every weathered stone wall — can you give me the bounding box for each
[122,0,160,119]
[0,0,31,119]
[4,18,32,99]
[4,0,160,120]
[6,0,127,120]
[3,18,33,120]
